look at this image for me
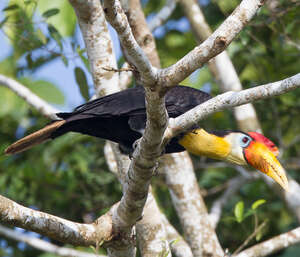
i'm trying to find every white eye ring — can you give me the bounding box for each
[240,135,251,148]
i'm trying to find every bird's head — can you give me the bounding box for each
[179,129,288,190]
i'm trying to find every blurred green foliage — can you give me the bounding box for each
[0,0,300,256]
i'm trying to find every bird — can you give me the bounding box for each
[5,85,288,190]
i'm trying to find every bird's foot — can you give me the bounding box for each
[132,139,140,150]
[128,139,141,159]
[152,161,160,176]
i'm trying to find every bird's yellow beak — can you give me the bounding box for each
[245,141,288,191]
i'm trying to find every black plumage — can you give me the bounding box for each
[54,85,211,153]
[5,85,211,154]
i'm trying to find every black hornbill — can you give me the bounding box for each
[5,85,288,190]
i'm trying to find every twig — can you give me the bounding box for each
[209,175,258,229]
[158,0,265,87]
[232,220,267,256]
[102,67,135,73]
[235,226,300,257]
[148,0,177,32]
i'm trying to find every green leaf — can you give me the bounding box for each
[76,47,90,72]
[20,77,65,104]
[244,209,255,219]
[42,8,59,18]
[252,199,266,210]
[234,201,244,223]
[3,0,36,57]
[0,87,28,119]
[38,0,76,36]
[48,24,62,50]
[256,229,263,241]
[74,67,89,101]
[0,16,9,29]
[61,55,68,66]
[0,56,17,76]
[36,28,47,45]
[26,53,33,69]
[3,4,19,11]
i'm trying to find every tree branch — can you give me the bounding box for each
[233,221,267,256]
[148,0,177,32]
[136,193,170,257]
[103,0,157,86]
[101,0,168,245]
[120,2,172,256]
[161,214,193,257]
[70,1,137,256]
[235,226,300,257]
[168,73,300,137]
[158,0,265,87]
[121,0,160,68]
[0,74,59,120]
[0,195,113,246]
[162,152,224,257]
[209,174,258,229]
[178,0,261,132]
[0,225,106,257]
[69,0,120,96]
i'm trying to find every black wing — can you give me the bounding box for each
[52,85,211,149]
[57,86,146,120]
[57,85,211,120]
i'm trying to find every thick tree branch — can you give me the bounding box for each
[121,2,172,256]
[136,193,170,257]
[100,2,167,249]
[0,225,106,257]
[70,2,137,256]
[0,74,59,120]
[162,152,224,257]
[69,0,119,96]
[168,73,300,137]
[235,226,300,257]
[103,0,157,86]
[122,0,160,68]
[157,0,265,87]
[122,1,223,255]
[178,0,261,132]
[161,214,193,257]
[0,195,112,246]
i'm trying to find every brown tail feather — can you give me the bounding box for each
[5,120,66,155]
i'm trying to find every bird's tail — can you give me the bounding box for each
[5,120,66,155]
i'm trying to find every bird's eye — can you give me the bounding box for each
[240,135,251,147]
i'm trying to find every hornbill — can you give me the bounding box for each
[5,85,288,190]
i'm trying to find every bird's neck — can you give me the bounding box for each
[178,129,230,160]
